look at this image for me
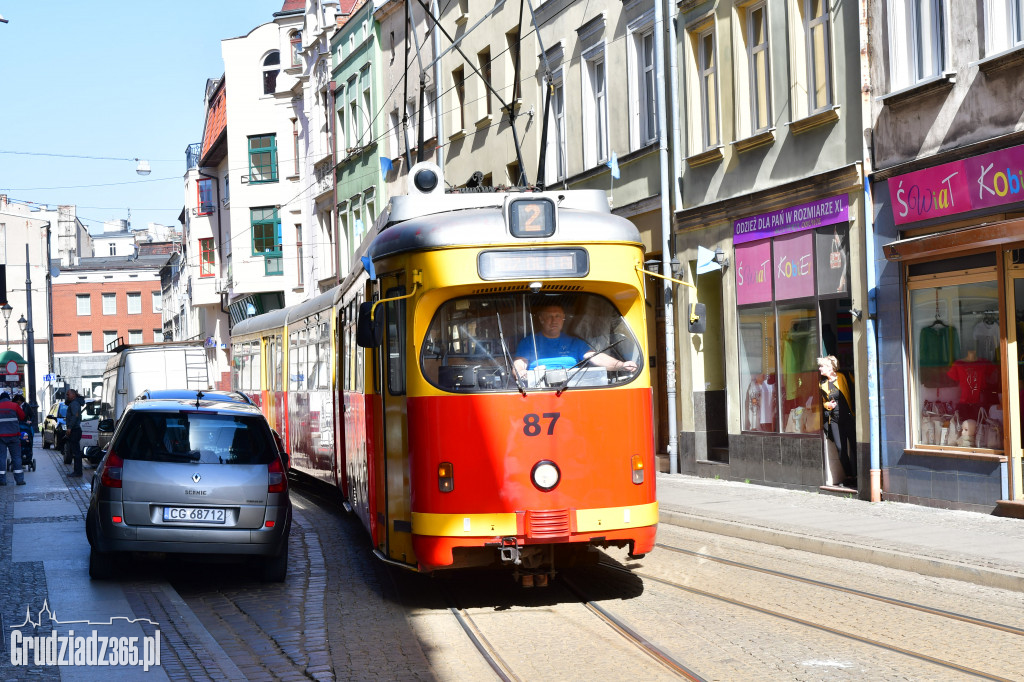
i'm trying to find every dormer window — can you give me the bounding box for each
[263,51,280,94]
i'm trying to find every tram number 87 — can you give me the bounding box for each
[523,412,561,436]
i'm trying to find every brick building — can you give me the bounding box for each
[52,254,170,400]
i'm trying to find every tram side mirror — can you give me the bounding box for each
[356,301,385,348]
[688,303,707,334]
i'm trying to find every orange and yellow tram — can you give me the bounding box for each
[232,163,657,577]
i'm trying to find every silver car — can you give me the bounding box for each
[85,394,291,581]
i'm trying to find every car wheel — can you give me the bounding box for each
[261,550,288,583]
[89,547,117,580]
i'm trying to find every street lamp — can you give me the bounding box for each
[17,315,27,351]
[1,302,11,349]
[134,158,151,175]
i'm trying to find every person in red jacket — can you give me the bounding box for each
[0,391,27,485]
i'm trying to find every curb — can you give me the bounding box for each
[659,508,1024,593]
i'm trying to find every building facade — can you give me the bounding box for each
[671,0,869,491]
[868,0,1024,512]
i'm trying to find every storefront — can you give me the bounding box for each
[730,192,859,488]
[877,141,1024,511]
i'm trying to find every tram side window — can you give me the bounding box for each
[386,288,406,396]
[420,292,642,393]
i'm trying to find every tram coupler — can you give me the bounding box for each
[498,536,521,565]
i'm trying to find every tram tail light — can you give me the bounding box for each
[438,462,454,492]
[631,455,644,484]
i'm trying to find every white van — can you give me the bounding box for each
[100,341,215,427]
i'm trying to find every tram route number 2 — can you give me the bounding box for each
[523,412,561,436]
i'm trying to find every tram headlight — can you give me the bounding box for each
[531,460,560,491]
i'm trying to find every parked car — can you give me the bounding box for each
[41,400,101,459]
[85,391,291,582]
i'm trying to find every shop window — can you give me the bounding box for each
[909,274,1001,451]
[778,303,821,433]
[739,306,778,431]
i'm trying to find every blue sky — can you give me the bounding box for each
[0,1,282,234]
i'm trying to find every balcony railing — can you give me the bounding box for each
[314,158,334,197]
[186,143,202,170]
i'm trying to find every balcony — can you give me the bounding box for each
[185,143,202,170]
[313,158,334,199]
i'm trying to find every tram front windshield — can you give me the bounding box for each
[420,293,642,393]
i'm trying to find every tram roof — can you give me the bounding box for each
[286,286,341,326]
[231,306,290,337]
[370,192,641,261]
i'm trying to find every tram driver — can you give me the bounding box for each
[512,303,638,379]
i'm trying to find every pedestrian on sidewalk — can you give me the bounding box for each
[818,355,856,488]
[65,387,85,477]
[0,391,27,485]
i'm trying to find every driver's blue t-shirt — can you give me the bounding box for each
[514,334,592,369]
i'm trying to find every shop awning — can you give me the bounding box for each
[0,350,26,366]
[884,217,1024,262]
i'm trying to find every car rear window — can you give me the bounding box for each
[113,411,277,465]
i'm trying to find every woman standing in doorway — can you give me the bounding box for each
[818,355,856,488]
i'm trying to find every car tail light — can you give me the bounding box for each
[438,462,454,492]
[631,454,644,484]
[268,456,287,493]
[101,452,124,489]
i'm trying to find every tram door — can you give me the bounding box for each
[380,274,415,565]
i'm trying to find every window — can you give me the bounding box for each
[197,178,214,216]
[386,287,406,396]
[293,119,300,176]
[747,3,772,132]
[909,267,1000,451]
[223,174,230,203]
[108,242,116,256]
[631,24,659,148]
[263,51,280,94]
[806,0,833,111]
[544,72,567,184]
[251,207,282,257]
[290,31,302,67]
[888,0,945,91]
[103,331,117,350]
[200,238,215,277]
[76,294,90,316]
[478,47,492,120]
[424,87,436,141]
[153,329,163,343]
[452,66,466,132]
[406,100,417,149]
[102,293,116,315]
[348,77,359,149]
[296,224,304,287]
[128,330,143,345]
[699,27,720,149]
[583,48,609,167]
[152,291,162,313]
[362,73,372,145]
[420,292,643,393]
[78,332,92,354]
[506,27,521,104]
[389,110,401,158]
[986,0,1024,54]
[127,292,142,315]
[248,134,278,183]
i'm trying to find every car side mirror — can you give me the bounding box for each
[356,300,384,348]
[98,419,115,432]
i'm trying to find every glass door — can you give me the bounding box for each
[1006,259,1024,499]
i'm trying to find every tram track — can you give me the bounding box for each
[440,575,706,682]
[602,542,1024,682]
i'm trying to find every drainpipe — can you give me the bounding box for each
[858,0,881,502]
[668,3,683,211]
[654,0,679,473]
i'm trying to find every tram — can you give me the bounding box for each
[232,162,657,578]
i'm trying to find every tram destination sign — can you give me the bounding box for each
[478,248,589,280]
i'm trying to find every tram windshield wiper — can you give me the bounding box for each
[496,311,526,396]
[555,339,625,397]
